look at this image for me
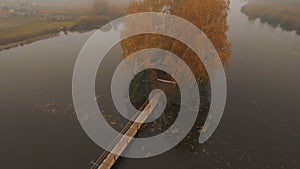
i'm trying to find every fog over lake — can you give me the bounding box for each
[0,0,299,168]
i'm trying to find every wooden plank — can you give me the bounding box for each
[157,78,177,85]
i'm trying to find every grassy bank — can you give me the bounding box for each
[0,19,76,46]
[0,15,116,49]
[0,0,126,50]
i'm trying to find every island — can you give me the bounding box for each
[241,0,300,34]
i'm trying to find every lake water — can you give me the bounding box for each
[0,0,299,168]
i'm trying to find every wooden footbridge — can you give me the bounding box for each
[90,93,162,169]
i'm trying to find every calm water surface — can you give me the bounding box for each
[0,0,299,168]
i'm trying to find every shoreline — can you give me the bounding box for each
[0,33,60,51]
[0,14,114,52]
[0,26,102,52]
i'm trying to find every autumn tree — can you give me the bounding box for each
[121,0,231,84]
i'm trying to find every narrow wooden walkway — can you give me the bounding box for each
[90,93,161,169]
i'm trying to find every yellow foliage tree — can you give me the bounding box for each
[121,0,231,84]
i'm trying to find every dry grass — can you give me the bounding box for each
[0,19,76,45]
